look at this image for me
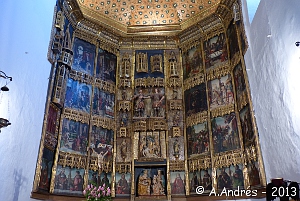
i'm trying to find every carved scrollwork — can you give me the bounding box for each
[169,161,185,171]
[168,77,182,88]
[91,116,116,130]
[57,151,87,169]
[188,156,212,172]
[245,145,257,163]
[63,108,90,123]
[186,111,208,127]
[115,163,132,173]
[206,64,230,81]
[210,104,235,118]
[94,78,116,94]
[118,101,131,111]
[183,73,205,91]
[118,78,131,88]
[69,70,93,85]
[213,150,243,169]
[135,77,164,88]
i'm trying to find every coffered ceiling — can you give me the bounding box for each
[76,0,224,34]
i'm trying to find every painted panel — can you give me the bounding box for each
[92,87,115,118]
[96,48,117,83]
[182,45,204,80]
[115,173,131,196]
[184,83,207,116]
[170,171,186,195]
[187,122,210,158]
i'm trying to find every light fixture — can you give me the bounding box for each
[0,70,12,132]
[0,71,12,91]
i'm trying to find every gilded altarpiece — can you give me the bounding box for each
[33,1,266,199]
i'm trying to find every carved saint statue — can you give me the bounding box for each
[138,170,151,196]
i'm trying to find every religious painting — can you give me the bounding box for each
[200,169,213,192]
[133,87,165,118]
[38,148,54,191]
[247,161,261,187]
[208,74,234,109]
[53,165,84,195]
[65,78,92,113]
[115,172,131,196]
[88,170,100,186]
[116,138,131,162]
[233,63,246,100]
[90,126,113,161]
[95,48,116,83]
[187,122,210,159]
[92,87,115,118]
[72,37,96,76]
[227,21,239,60]
[217,164,244,191]
[204,33,228,71]
[46,104,60,135]
[239,105,255,147]
[170,171,185,195]
[60,118,88,155]
[189,171,201,194]
[135,167,166,196]
[184,84,208,116]
[139,131,164,160]
[169,136,184,161]
[211,113,240,153]
[182,44,204,80]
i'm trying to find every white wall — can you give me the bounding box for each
[243,0,300,183]
[0,1,56,201]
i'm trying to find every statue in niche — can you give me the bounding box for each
[120,112,128,127]
[150,88,165,117]
[152,170,165,195]
[173,111,180,127]
[132,89,150,117]
[137,170,151,195]
[120,139,128,160]
[172,89,178,100]
[173,138,180,158]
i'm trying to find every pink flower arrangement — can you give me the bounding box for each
[83,183,112,201]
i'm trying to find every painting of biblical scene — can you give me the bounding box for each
[189,171,201,194]
[184,84,207,116]
[227,21,239,60]
[139,132,162,159]
[116,138,131,162]
[187,122,209,158]
[88,170,99,186]
[95,48,116,83]
[135,167,166,196]
[217,164,244,191]
[233,63,246,100]
[38,148,54,191]
[54,165,84,195]
[247,161,261,187]
[240,105,255,147]
[92,87,115,118]
[182,44,204,80]
[87,171,112,188]
[169,136,184,161]
[170,172,185,195]
[200,169,213,192]
[65,78,92,113]
[211,113,240,153]
[208,74,234,109]
[89,126,113,161]
[72,38,96,76]
[60,118,88,155]
[204,33,228,71]
[115,173,131,197]
[46,104,59,134]
[133,87,165,118]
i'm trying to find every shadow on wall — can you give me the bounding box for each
[13,169,28,201]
